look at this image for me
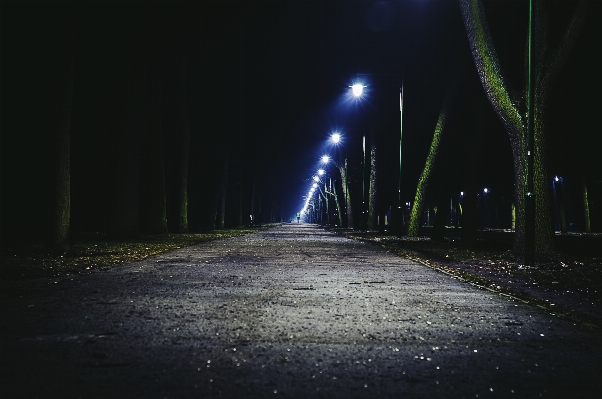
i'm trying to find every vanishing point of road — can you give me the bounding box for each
[1,223,600,398]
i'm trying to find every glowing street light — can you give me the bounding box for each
[350,83,366,97]
[331,132,341,144]
[321,155,330,164]
[313,176,320,182]
[317,169,325,176]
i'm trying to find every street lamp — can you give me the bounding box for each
[321,155,330,164]
[331,132,341,144]
[349,75,404,234]
[350,83,367,97]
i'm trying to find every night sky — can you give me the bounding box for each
[1,1,600,235]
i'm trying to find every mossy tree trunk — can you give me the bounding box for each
[367,135,378,231]
[407,94,451,237]
[459,0,589,256]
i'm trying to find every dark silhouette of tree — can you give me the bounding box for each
[459,0,590,256]
[217,157,229,230]
[139,68,168,234]
[164,62,191,233]
[109,69,143,239]
[48,15,77,250]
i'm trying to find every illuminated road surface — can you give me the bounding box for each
[1,223,601,398]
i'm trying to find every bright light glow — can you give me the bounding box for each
[312,183,318,188]
[350,83,366,97]
[483,188,489,194]
[313,176,320,182]
[331,132,341,144]
[460,191,464,196]
[321,155,330,164]
[318,169,325,176]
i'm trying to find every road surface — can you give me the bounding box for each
[1,223,601,398]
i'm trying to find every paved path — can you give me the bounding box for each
[1,224,601,398]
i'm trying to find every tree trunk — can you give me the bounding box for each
[48,17,76,251]
[408,95,450,236]
[176,67,190,233]
[110,71,142,239]
[49,50,74,251]
[339,159,354,229]
[139,73,167,234]
[582,178,591,233]
[217,157,229,230]
[459,0,589,257]
[367,136,378,230]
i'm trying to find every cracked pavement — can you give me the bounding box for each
[1,223,601,398]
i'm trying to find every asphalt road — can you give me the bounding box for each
[1,223,601,398]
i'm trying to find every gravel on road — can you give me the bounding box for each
[1,223,601,398]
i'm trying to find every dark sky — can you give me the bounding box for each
[1,0,600,224]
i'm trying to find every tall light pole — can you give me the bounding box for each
[351,75,404,234]
[398,78,404,236]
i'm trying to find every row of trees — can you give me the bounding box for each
[1,4,283,251]
[309,0,597,259]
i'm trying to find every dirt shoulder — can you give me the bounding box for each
[336,229,602,328]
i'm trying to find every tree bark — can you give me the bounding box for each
[339,159,354,229]
[110,70,142,239]
[367,135,378,231]
[408,94,450,236]
[217,157,229,230]
[49,53,74,251]
[48,16,76,251]
[582,178,591,233]
[459,0,589,256]
[139,71,168,234]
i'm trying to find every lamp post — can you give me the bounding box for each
[398,79,404,236]
[350,75,404,234]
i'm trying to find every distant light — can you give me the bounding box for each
[350,83,366,97]
[313,176,320,182]
[331,132,341,144]
[460,191,464,196]
[321,155,330,164]
[554,176,562,182]
[312,183,318,188]
[318,169,325,176]
[483,188,489,194]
